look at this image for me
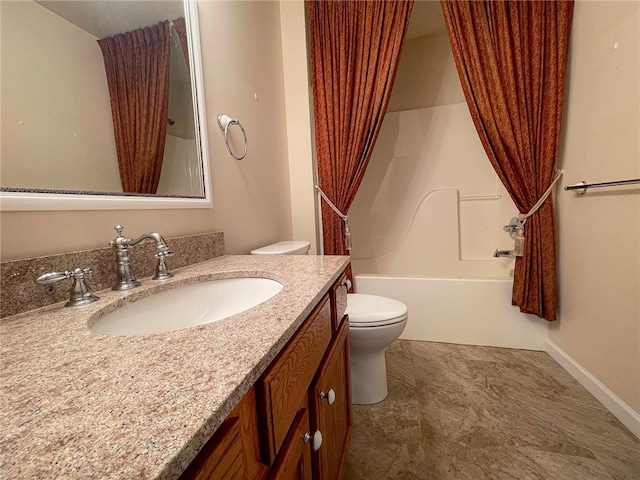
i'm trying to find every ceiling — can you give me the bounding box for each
[35,0,184,38]
[37,0,447,42]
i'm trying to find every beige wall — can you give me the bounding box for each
[388,32,465,112]
[0,0,293,261]
[1,1,121,192]
[551,1,639,412]
[279,0,319,254]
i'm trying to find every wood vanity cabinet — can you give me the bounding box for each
[181,270,352,480]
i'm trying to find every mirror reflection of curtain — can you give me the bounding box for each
[98,21,170,194]
[171,17,189,68]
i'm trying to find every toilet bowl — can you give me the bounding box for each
[346,294,408,404]
[250,241,408,405]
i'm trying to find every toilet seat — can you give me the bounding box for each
[346,294,408,328]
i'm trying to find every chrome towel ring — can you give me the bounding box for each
[217,114,248,160]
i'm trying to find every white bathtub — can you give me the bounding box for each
[354,274,548,351]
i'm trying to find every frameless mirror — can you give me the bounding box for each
[0,0,212,210]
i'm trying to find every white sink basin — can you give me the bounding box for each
[90,277,283,336]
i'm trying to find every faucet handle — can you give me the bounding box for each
[153,251,174,281]
[110,224,132,249]
[36,268,92,284]
[493,249,515,258]
[36,270,74,285]
[503,217,522,239]
[36,268,99,307]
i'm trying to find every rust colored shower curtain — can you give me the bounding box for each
[307,0,414,256]
[98,21,171,194]
[440,0,574,321]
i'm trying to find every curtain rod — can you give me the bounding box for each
[564,178,640,194]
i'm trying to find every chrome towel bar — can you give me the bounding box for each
[564,178,640,194]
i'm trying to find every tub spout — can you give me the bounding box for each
[493,249,515,258]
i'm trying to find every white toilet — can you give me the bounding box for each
[251,241,409,405]
[346,293,408,404]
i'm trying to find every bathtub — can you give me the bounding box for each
[354,274,548,351]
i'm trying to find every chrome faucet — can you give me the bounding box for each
[493,249,515,258]
[109,225,174,291]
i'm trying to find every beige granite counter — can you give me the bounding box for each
[0,254,350,479]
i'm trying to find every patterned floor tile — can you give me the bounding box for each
[343,340,640,480]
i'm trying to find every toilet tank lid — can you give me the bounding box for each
[250,241,310,255]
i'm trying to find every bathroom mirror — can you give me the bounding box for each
[0,0,212,210]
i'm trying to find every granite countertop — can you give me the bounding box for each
[0,254,350,479]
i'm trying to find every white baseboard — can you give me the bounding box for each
[546,339,640,439]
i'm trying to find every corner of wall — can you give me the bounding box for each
[279,0,319,254]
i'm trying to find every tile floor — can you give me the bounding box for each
[343,340,640,480]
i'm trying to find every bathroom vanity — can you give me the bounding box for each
[0,255,351,479]
[182,267,351,479]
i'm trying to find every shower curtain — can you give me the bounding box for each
[441,0,574,321]
[98,21,171,194]
[307,0,414,256]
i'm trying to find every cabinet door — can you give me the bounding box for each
[181,387,268,480]
[268,407,314,480]
[309,319,352,480]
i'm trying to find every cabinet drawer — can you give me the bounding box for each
[331,274,349,332]
[257,295,332,464]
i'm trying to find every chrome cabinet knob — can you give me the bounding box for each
[341,278,352,290]
[319,388,336,405]
[303,430,322,451]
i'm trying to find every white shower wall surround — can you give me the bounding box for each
[157,136,200,196]
[351,188,515,279]
[349,103,549,350]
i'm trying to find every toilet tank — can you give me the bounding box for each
[250,241,310,255]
